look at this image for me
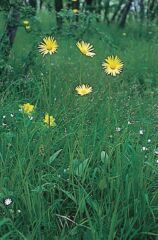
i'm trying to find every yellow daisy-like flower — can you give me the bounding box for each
[38,37,58,56]
[76,41,95,57]
[73,9,79,13]
[75,84,92,96]
[23,20,29,26]
[102,56,123,76]
[25,25,31,30]
[20,103,34,114]
[43,113,56,127]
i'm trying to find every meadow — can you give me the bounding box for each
[1,10,158,240]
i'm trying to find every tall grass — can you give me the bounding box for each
[1,12,158,239]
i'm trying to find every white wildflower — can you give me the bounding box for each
[142,147,148,151]
[4,198,12,206]
[139,130,144,135]
[116,127,121,132]
[154,149,158,155]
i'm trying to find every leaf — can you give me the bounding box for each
[75,159,89,177]
[98,177,107,191]
[101,151,106,163]
[101,151,109,164]
[48,149,62,165]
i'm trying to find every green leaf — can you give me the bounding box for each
[75,159,89,177]
[98,177,107,190]
[48,149,62,165]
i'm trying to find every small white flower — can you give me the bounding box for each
[17,209,21,213]
[156,159,158,164]
[116,127,121,132]
[3,115,6,119]
[139,130,144,135]
[10,114,14,117]
[28,116,33,120]
[154,149,158,155]
[64,169,67,173]
[4,198,12,206]
[142,147,148,151]
[128,121,132,125]
[2,123,7,126]
[147,139,151,143]
[19,108,22,112]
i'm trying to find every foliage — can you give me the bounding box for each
[1,3,158,240]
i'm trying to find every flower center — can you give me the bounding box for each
[80,89,86,93]
[46,44,53,50]
[82,46,88,54]
[110,63,117,70]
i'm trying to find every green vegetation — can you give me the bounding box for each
[1,4,158,240]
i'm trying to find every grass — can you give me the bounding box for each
[1,11,158,239]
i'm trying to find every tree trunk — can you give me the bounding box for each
[147,0,155,20]
[67,0,72,9]
[150,1,158,21]
[0,4,20,61]
[28,0,37,9]
[54,0,63,29]
[118,0,133,28]
[110,0,125,23]
[147,0,158,21]
[40,0,43,9]
[104,0,110,23]
[85,0,93,11]
[139,0,145,21]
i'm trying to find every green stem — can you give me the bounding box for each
[49,55,52,113]
[41,77,49,110]
[79,55,82,84]
[108,78,112,117]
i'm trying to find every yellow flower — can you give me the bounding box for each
[75,84,92,96]
[23,20,29,26]
[102,56,123,76]
[73,9,79,13]
[38,37,58,56]
[25,25,31,30]
[20,103,34,114]
[76,41,95,57]
[43,113,56,127]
